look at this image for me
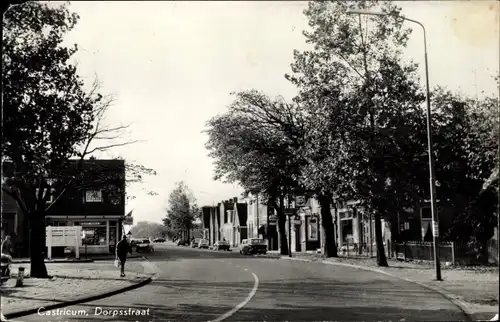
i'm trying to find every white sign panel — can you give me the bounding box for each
[86,190,102,202]
[432,221,439,237]
[295,196,306,207]
[404,222,410,230]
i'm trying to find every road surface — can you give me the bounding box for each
[18,243,468,321]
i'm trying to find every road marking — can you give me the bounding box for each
[208,272,259,322]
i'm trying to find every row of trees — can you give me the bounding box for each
[162,181,201,241]
[205,0,499,266]
[129,221,169,240]
[2,2,156,277]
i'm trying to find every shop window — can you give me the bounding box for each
[82,226,107,246]
[308,217,319,241]
[421,207,432,219]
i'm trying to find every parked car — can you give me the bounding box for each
[153,237,166,243]
[239,238,267,255]
[190,238,201,248]
[1,253,12,285]
[135,239,154,253]
[177,239,189,246]
[198,239,209,249]
[213,240,230,251]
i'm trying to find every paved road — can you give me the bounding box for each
[19,243,468,322]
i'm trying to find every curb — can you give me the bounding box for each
[12,259,94,264]
[4,259,155,320]
[12,254,144,264]
[278,256,473,322]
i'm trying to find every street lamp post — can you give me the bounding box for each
[346,9,442,280]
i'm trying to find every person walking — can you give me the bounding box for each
[1,236,14,256]
[115,235,132,277]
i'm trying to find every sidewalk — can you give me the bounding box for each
[11,253,143,263]
[0,259,153,318]
[270,251,499,321]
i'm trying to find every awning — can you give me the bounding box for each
[46,215,124,220]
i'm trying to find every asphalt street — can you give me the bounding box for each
[18,243,468,322]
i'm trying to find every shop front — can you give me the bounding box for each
[46,215,123,255]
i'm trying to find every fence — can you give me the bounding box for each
[392,241,498,265]
[338,239,498,265]
[46,226,82,260]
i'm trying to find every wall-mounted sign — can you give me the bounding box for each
[85,190,102,203]
[295,196,306,207]
[123,216,133,225]
[404,222,410,230]
[284,208,297,216]
[269,214,277,221]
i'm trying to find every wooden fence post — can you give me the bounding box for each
[47,226,52,260]
[451,242,455,266]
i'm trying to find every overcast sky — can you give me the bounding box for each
[62,1,499,225]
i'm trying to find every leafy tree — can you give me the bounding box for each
[130,221,169,239]
[205,91,306,255]
[431,88,499,258]
[286,0,426,265]
[164,181,200,240]
[2,2,155,277]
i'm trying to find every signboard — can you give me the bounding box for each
[295,196,306,207]
[268,214,277,226]
[432,221,439,237]
[404,222,410,230]
[123,216,134,225]
[284,208,297,216]
[85,190,102,202]
[294,219,302,225]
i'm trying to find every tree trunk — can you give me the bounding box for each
[318,194,338,258]
[374,211,388,267]
[277,194,289,256]
[29,214,49,278]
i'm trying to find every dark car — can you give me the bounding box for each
[135,239,154,253]
[239,238,267,255]
[177,239,189,246]
[213,240,230,251]
[153,237,166,243]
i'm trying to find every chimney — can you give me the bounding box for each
[233,197,238,203]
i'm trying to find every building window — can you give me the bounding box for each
[82,226,107,245]
[308,217,319,241]
[36,188,56,203]
[421,207,432,219]
[85,190,102,203]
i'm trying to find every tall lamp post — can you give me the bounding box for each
[346,9,442,281]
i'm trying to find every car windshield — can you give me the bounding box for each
[142,240,150,244]
[200,239,208,243]
[250,239,264,244]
